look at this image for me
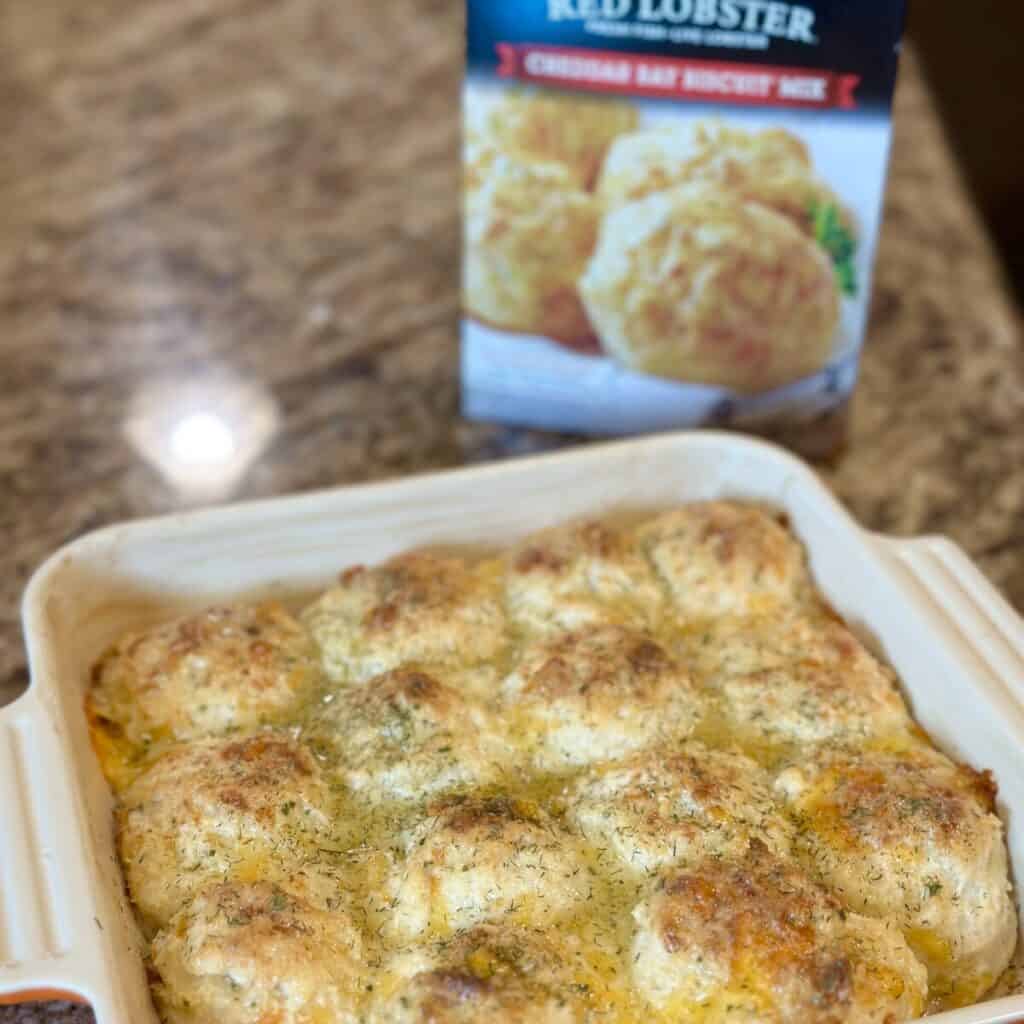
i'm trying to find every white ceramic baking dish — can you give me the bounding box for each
[2,432,1022,1023]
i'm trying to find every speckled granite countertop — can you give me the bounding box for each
[1,1,1022,1019]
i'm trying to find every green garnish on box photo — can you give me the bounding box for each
[811,198,859,297]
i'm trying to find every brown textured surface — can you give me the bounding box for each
[0,1,1021,1018]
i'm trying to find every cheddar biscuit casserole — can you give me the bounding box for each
[88,502,1018,1023]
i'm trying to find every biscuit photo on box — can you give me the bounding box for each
[461,0,905,440]
[486,90,639,189]
[462,84,859,393]
[598,121,858,269]
[462,89,638,347]
[463,142,600,347]
[579,182,841,393]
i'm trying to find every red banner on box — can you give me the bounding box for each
[496,43,860,110]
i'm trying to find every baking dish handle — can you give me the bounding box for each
[0,690,93,1007]
[870,534,1024,707]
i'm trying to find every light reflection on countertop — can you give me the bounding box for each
[125,371,279,503]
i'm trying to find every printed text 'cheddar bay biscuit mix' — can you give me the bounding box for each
[461,1,906,455]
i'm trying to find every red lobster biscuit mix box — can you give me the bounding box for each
[461,1,907,451]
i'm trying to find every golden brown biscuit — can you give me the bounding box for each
[88,603,318,752]
[152,882,362,1024]
[463,125,500,193]
[117,733,335,929]
[776,745,1018,1007]
[631,843,927,1022]
[636,502,813,620]
[567,741,792,876]
[579,183,841,392]
[487,91,639,188]
[369,925,603,1024]
[464,152,599,344]
[303,552,507,687]
[715,661,914,758]
[674,611,885,687]
[382,795,589,941]
[505,519,664,636]
[502,625,700,772]
[307,667,504,802]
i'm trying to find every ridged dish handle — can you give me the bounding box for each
[871,534,1024,709]
[0,690,92,1006]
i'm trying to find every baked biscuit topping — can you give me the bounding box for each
[638,502,812,620]
[631,843,928,1022]
[88,603,318,752]
[715,661,914,758]
[567,741,792,875]
[776,745,1018,1006]
[675,610,885,685]
[505,519,664,635]
[369,923,617,1023]
[88,502,1017,1022]
[303,551,507,685]
[308,666,504,801]
[503,625,700,771]
[117,733,335,929]
[383,795,590,941]
[152,881,363,1024]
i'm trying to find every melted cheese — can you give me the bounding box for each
[87,502,1018,1023]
